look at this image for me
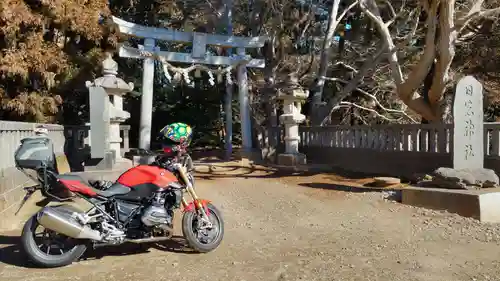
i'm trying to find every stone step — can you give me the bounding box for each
[401,186,500,223]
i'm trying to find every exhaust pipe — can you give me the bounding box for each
[126,225,173,244]
[37,207,103,241]
[126,236,171,243]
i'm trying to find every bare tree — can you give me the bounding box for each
[357,0,500,123]
[309,0,358,124]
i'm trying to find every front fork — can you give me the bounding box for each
[178,166,213,227]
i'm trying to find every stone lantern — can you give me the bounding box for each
[276,74,308,166]
[85,52,134,162]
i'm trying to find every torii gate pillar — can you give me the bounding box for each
[237,47,252,154]
[139,38,156,150]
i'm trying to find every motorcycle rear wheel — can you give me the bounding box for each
[21,214,87,268]
[182,203,224,253]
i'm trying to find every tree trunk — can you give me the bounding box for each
[309,0,342,125]
[421,61,436,124]
[264,38,278,127]
[428,0,457,116]
[360,0,439,122]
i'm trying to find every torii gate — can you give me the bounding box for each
[111,17,267,155]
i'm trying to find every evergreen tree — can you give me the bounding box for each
[0,0,114,123]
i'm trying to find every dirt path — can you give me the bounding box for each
[1,173,500,281]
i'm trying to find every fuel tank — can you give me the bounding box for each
[117,165,179,188]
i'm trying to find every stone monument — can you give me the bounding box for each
[418,76,499,189]
[453,76,484,169]
[276,74,308,166]
[85,52,134,168]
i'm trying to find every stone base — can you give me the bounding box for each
[402,186,500,223]
[277,153,307,166]
[113,158,133,170]
[84,150,116,170]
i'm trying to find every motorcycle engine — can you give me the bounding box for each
[140,191,176,229]
[141,206,172,226]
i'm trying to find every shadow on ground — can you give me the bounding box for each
[298,183,389,193]
[192,162,387,191]
[193,161,403,200]
[297,183,402,202]
[193,163,377,182]
[0,234,194,269]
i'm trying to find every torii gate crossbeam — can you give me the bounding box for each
[112,17,267,155]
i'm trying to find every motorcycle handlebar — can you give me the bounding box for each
[154,151,192,171]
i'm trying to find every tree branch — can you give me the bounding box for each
[394,7,421,46]
[320,43,387,125]
[360,0,403,83]
[456,0,500,33]
[337,0,360,21]
[332,62,358,73]
[323,77,418,123]
[339,101,406,123]
[382,0,406,27]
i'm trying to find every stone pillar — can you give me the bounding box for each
[276,74,308,166]
[139,38,156,150]
[109,98,124,160]
[86,52,134,164]
[223,0,233,161]
[237,48,252,154]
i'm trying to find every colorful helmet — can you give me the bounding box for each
[160,122,193,145]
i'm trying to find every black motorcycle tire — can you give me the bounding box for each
[21,212,87,268]
[182,203,224,253]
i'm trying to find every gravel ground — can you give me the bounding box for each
[1,174,500,281]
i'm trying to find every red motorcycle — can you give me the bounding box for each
[14,136,224,268]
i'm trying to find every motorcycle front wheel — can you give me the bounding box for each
[182,203,224,253]
[21,214,87,268]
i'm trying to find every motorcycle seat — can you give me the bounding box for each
[57,174,130,198]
